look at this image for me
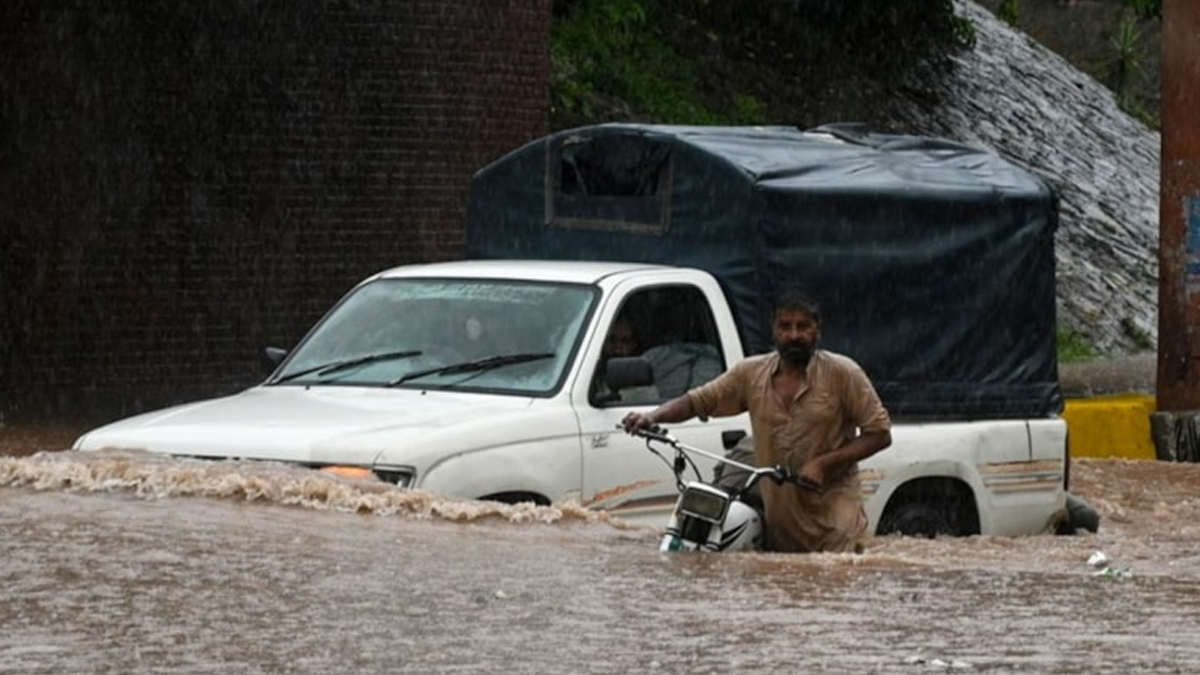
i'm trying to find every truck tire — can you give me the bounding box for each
[1055,492,1100,535]
[877,501,960,538]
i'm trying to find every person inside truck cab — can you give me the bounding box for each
[593,315,659,405]
[621,289,892,554]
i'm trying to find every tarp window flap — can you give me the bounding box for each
[545,134,673,235]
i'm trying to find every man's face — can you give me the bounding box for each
[773,308,819,366]
[605,322,637,357]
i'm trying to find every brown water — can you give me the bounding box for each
[3,445,1200,674]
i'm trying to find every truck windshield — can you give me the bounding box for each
[271,278,597,395]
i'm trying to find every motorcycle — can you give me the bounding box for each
[626,425,821,552]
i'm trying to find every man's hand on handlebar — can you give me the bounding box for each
[619,395,696,435]
[772,465,823,493]
[621,411,655,434]
[797,456,829,489]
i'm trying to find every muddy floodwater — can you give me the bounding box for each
[3,434,1200,674]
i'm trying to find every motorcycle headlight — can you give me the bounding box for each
[678,483,730,523]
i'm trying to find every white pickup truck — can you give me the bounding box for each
[74,257,1069,536]
[77,123,1082,536]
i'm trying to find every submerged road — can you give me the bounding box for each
[2,446,1198,674]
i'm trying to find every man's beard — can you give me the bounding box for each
[777,341,814,366]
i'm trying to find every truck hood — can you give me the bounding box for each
[73,385,539,466]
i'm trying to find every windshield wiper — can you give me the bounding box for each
[388,352,554,386]
[273,350,423,384]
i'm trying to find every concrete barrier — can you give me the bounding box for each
[1062,394,1158,460]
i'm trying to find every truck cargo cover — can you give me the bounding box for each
[466,123,1062,419]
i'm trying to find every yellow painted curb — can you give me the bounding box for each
[1063,394,1157,460]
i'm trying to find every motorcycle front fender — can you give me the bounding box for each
[717,500,764,551]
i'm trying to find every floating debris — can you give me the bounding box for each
[1087,550,1132,580]
[904,654,973,669]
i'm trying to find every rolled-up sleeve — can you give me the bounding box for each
[687,359,752,420]
[844,362,891,433]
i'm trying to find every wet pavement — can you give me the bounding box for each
[1057,353,1156,397]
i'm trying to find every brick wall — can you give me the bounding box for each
[0,0,550,422]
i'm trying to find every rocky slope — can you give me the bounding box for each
[890,0,1160,355]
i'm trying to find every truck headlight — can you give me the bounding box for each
[319,465,415,488]
[372,467,415,488]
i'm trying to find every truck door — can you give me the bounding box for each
[577,283,751,527]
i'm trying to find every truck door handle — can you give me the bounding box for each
[721,429,747,450]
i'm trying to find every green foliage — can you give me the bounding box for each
[1104,13,1142,100]
[550,0,730,126]
[998,0,1020,27]
[731,94,766,125]
[1104,4,1161,129]
[1058,326,1098,363]
[1122,0,1161,21]
[550,0,973,130]
[1106,12,1145,112]
[1121,95,1161,131]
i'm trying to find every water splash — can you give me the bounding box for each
[0,449,612,526]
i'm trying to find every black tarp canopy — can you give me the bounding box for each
[466,123,1061,419]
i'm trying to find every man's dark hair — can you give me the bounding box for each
[773,289,822,323]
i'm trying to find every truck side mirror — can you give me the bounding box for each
[604,356,655,390]
[262,346,288,374]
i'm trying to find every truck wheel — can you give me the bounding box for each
[877,501,959,538]
[1055,492,1100,535]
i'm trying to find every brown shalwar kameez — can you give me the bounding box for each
[687,350,891,553]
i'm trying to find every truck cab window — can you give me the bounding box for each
[591,285,726,407]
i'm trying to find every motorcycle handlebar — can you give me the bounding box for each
[765,465,823,493]
[622,424,823,494]
[629,423,673,443]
